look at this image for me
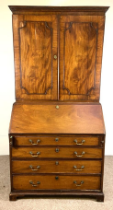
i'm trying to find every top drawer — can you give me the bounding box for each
[11,135,101,146]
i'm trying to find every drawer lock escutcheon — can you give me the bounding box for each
[29,180,40,187]
[29,165,40,171]
[29,151,40,157]
[29,139,41,145]
[73,165,84,171]
[55,161,59,165]
[55,138,59,142]
[55,176,59,180]
[73,180,84,187]
[74,139,85,145]
[74,151,85,157]
[55,148,59,153]
[54,55,57,60]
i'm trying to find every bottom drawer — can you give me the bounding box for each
[13,175,100,191]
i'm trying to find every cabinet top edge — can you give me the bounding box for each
[8,6,109,13]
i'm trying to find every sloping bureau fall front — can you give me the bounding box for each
[8,6,108,201]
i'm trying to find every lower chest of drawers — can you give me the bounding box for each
[9,134,105,200]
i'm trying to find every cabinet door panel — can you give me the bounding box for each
[13,15,58,100]
[59,15,105,101]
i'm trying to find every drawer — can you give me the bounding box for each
[12,147,102,159]
[12,175,101,191]
[12,160,102,174]
[12,135,100,146]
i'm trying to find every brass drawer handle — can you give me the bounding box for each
[29,151,40,157]
[29,165,40,171]
[29,139,41,145]
[74,139,85,145]
[73,180,84,186]
[73,165,84,171]
[29,180,40,187]
[74,151,85,157]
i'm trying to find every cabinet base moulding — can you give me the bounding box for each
[9,191,104,202]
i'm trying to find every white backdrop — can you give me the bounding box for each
[0,0,113,155]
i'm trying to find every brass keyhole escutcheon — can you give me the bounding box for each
[56,105,59,109]
[55,161,59,165]
[55,148,59,153]
[55,138,59,142]
[54,55,57,59]
[55,176,59,180]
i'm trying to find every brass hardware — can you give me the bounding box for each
[74,139,85,145]
[55,161,59,165]
[73,165,84,171]
[29,165,40,171]
[56,105,59,109]
[10,141,12,145]
[29,151,40,157]
[54,55,57,59]
[73,180,84,186]
[55,148,59,153]
[9,136,13,145]
[29,139,41,145]
[29,180,40,187]
[55,176,59,180]
[74,151,85,157]
[55,138,59,142]
[101,141,104,143]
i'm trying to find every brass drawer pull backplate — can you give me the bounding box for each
[29,165,40,171]
[74,139,85,145]
[29,139,41,145]
[73,165,84,171]
[29,151,40,157]
[29,180,40,187]
[73,180,84,187]
[74,151,85,157]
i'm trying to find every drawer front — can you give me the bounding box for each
[13,175,101,191]
[13,135,100,146]
[12,147,102,159]
[12,160,102,174]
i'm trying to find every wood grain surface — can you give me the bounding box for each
[12,160,102,174]
[12,175,101,190]
[13,135,100,146]
[9,104,105,134]
[13,14,58,100]
[59,15,105,101]
[12,147,102,159]
[11,6,107,102]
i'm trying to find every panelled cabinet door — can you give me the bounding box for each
[59,15,105,101]
[13,15,58,100]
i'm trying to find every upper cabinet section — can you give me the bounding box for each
[9,6,109,101]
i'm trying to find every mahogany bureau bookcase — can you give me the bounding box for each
[8,6,109,201]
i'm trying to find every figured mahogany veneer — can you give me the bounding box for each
[12,175,101,191]
[12,147,102,159]
[9,104,105,134]
[10,5,109,101]
[12,160,102,174]
[8,6,108,202]
[13,135,100,146]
